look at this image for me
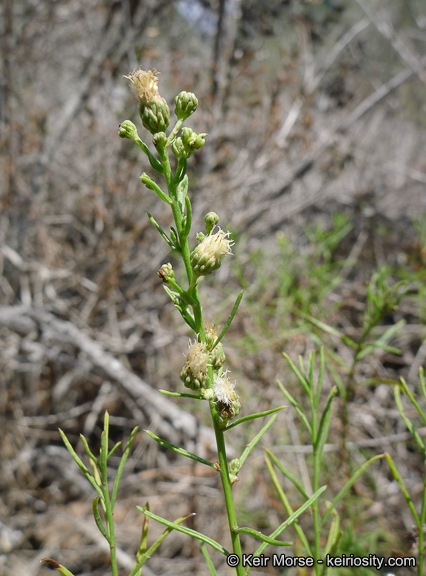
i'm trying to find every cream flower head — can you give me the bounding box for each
[124,68,160,105]
[191,227,234,277]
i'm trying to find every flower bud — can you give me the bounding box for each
[171,137,185,159]
[181,127,206,155]
[229,458,241,484]
[152,131,168,149]
[175,91,198,121]
[124,68,170,134]
[118,120,139,140]
[213,373,241,422]
[180,341,210,390]
[205,212,219,235]
[140,98,170,135]
[158,263,174,283]
[190,228,233,277]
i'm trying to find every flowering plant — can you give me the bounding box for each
[42,69,395,576]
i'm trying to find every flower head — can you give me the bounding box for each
[180,341,210,390]
[212,372,241,422]
[191,227,234,277]
[124,68,170,134]
[124,68,160,105]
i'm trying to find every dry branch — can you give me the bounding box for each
[0,305,205,445]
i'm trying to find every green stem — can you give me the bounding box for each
[159,137,242,573]
[211,406,245,576]
[104,490,118,576]
[419,461,426,576]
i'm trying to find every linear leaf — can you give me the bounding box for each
[224,407,285,432]
[137,508,229,556]
[321,454,385,525]
[264,449,309,501]
[145,430,217,469]
[233,526,292,546]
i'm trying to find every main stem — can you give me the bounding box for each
[211,407,245,576]
[162,138,244,573]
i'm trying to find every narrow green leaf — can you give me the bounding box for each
[137,508,229,556]
[59,430,90,475]
[183,195,192,239]
[59,429,104,499]
[107,441,122,461]
[111,426,139,509]
[357,377,401,387]
[252,486,327,562]
[170,227,180,251]
[264,449,309,501]
[100,431,108,483]
[224,406,285,432]
[315,347,325,409]
[395,386,426,455]
[141,173,172,205]
[384,453,419,524]
[298,312,357,348]
[200,542,219,576]
[321,454,385,525]
[159,389,202,399]
[173,156,187,186]
[211,291,244,351]
[92,497,108,540]
[399,378,426,429]
[135,137,163,173]
[233,526,292,546]
[129,509,195,576]
[79,434,100,467]
[145,430,217,469]
[316,386,338,464]
[263,454,312,557]
[420,367,426,401]
[277,380,312,435]
[136,503,150,564]
[40,559,75,576]
[237,415,280,468]
[323,508,340,557]
[176,174,188,214]
[282,354,311,399]
[147,213,176,251]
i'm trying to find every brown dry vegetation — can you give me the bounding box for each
[0,1,425,575]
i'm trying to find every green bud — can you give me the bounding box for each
[181,127,206,154]
[180,342,210,390]
[152,131,168,149]
[158,263,174,283]
[200,388,215,401]
[172,137,186,158]
[205,212,219,234]
[118,120,139,140]
[229,458,241,484]
[175,91,198,121]
[210,342,225,370]
[140,98,170,135]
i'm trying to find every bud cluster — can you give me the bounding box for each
[172,127,206,159]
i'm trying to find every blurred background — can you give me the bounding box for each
[1,0,425,575]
